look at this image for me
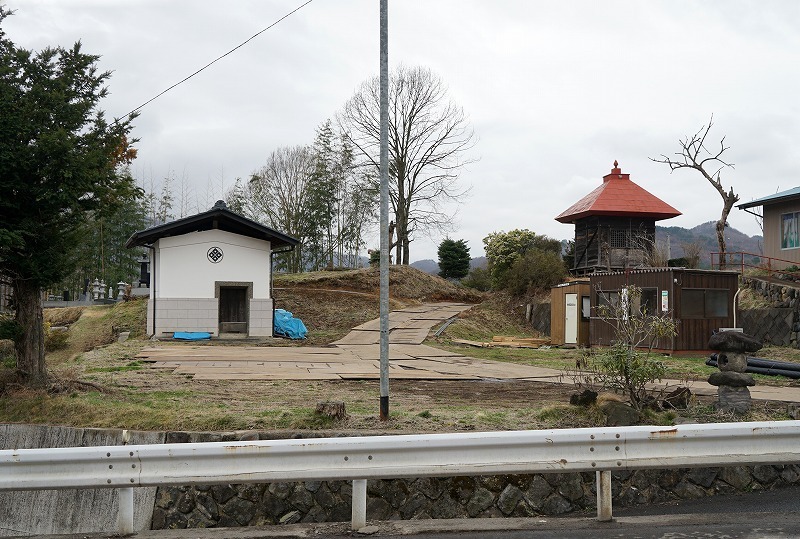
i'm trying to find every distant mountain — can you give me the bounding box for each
[410,256,488,275]
[410,259,440,275]
[470,256,488,270]
[656,221,763,267]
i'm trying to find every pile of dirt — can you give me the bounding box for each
[274,265,484,303]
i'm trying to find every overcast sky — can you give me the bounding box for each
[5,1,799,261]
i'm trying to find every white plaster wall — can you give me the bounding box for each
[155,230,270,299]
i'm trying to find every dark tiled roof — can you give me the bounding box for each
[125,200,299,249]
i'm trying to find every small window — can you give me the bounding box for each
[609,229,630,248]
[681,288,729,319]
[597,291,620,308]
[581,296,591,320]
[706,290,728,318]
[632,288,658,315]
[782,212,800,250]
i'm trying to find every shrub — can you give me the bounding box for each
[585,285,677,410]
[483,229,561,288]
[501,249,566,296]
[461,267,492,291]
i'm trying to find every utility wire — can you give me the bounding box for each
[118,0,314,122]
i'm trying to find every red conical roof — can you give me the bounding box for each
[555,161,681,223]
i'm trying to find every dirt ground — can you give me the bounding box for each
[20,337,745,434]
[2,267,791,433]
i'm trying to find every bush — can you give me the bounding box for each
[586,285,678,410]
[483,229,562,288]
[0,339,15,368]
[461,267,491,291]
[592,342,666,407]
[500,249,566,296]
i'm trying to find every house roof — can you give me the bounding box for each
[125,200,300,250]
[555,161,682,224]
[737,186,800,210]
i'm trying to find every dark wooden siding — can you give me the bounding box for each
[573,217,656,275]
[673,270,737,350]
[589,269,739,351]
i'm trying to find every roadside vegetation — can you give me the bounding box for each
[0,266,798,433]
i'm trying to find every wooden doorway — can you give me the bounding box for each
[218,286,248,334]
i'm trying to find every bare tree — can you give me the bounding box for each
[339,65,475,265]
[247,146,316,273]
[681,241,702,269]
[651,116,738,269]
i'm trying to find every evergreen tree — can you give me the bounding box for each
[437,239,471,279]
[57,186,147,300]
[0,8,138,387]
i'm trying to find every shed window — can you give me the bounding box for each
[782,212,800,250]
[597,291,620,308]
[631,288,658,315]
[581,296,591,320]
[681,289,729,319]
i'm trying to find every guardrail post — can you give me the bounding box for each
[351,479,367,529]
[117,487,135,534]
[596,470,612,521]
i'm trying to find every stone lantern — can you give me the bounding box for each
[117,282,127,301]
[92,278,101,300]
[708,331,763,413]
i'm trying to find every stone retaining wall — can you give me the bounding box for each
[527,302,551,336]
[4,425,800,534]
[740,277,800,347]
[153,465,800,529]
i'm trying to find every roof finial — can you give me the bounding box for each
[613,159,618,169]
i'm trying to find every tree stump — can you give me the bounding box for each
[315,401,347,421]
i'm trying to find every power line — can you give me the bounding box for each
[119,0,314,122]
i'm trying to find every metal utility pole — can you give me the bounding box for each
[378,0,390,421]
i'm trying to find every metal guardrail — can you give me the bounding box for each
[2,421,800,533]
[711,250,800,278]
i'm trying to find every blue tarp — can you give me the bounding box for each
[173,332,212,341]
[274,308,308,340]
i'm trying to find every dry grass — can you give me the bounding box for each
[438,292,542,342]
[736,288,772,309]
[273,288,407,346]
[44,299,147,364]
[43,306,85,327]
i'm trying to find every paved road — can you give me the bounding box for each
[28,486,800,539]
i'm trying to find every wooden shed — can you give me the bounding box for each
[550,280,591,347]
[588,268,740,351]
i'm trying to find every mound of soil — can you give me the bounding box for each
[275,265,484,303]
